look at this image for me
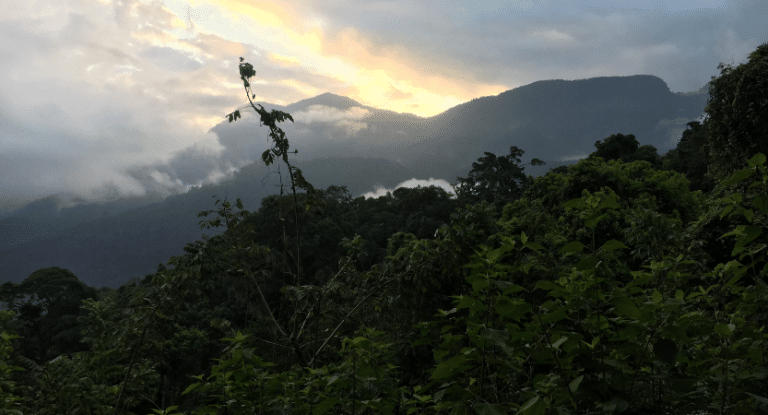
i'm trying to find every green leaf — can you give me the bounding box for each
[433,349,449,361]
[488,244,514,262]
[745,392,768,405]
[495,297,531,321]
[576,256,599,271]
[496,281,526,294]
[602,397,629,414]
[748,153,766,167]
[734,225,762,249]
[540,309,568,324]
[560,241,586,254]
[182,382,200,395]
[313,397,340,415]
[743,208,754,223]
[719,204,736,219]
[535,280,559,291]
[524,241,545,251]
[599,239,629,252]
[723,168,754,187]
[481,329,515,356]
[584,213,606,229]
[563,198,588,209]
[598,195,621,210]
[675,290,684,302]
[431,354,471,380]
[613,297,641,320]
[518,395,545,415]
[652,290,662,304]
[351,336,371,347]
[714,323,734,336]
[551,335,568,350]
[753,195,768,215]
[569,375,584,393]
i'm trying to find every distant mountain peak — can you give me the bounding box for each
[286,92,365,112]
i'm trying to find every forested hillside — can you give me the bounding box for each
[0,44,766,414]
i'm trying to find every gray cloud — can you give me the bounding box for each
[0,0,766,204]
[293,105,370,123]
[303,0,766,93]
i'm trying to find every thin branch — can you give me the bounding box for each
[309,276,397,366]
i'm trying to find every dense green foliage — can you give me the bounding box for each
[705,42,768,180]
[661,120,715,193]
[0,267,98,363]
[1,48,767,414]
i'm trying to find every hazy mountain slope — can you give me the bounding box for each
[0,193,167,251]
[210,75,706,185]
[395,75,707,178]
[0,74,709,287]
[0,157,415,287]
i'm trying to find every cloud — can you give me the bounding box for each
[291,105,370,135]
[0,0,766,204]
[293,105,370,123]
[0,0,264,201]
[361,178,456,199]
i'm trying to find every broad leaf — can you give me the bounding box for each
[560,241,586,254]
[563,198,588,209]
[313,397,340,415]
[431,354,472,380]
[599,239,629,252]
[569,375,584,393]
[723,168,754,187]
[748,153,766,167]
[613,297,641,320]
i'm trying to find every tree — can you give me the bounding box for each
[705,42,768,180]
[635,144,662,168]
[662,120,715,192]
[4,267,97,363]
[591,133,640,161]
[454,145,543,208]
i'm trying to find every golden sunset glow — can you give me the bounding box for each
[170,0,510,117]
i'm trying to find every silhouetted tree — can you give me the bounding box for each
[2,267,97,362]
[591,133,640,161]
[662,120,715,192]
[454,146,543,208]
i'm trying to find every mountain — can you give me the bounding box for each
[0,157,416,288]
[211,75,706,182]
[286,92,368,112]
[0,75,710,288]
[0,192,167,252]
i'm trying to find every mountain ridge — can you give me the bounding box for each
[0,73,711,288]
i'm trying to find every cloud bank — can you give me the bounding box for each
[361,178,456,199]
[0,0,765,203]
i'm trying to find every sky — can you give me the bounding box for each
[0,0,766,206]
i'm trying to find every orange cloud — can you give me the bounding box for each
[194,32,247,59]
[187,0,508,117]
[321,27,508,116]
[270,53,301,67]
